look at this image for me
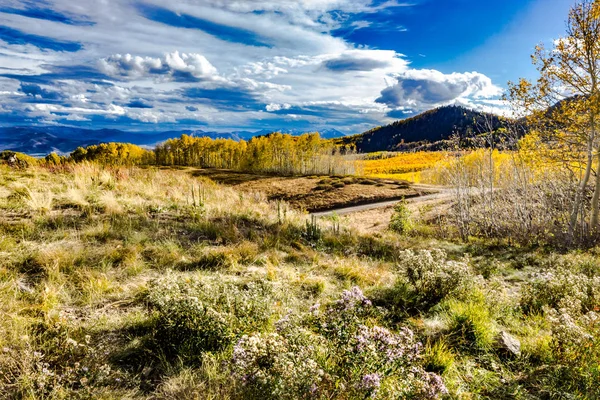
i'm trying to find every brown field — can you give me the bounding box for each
[192,168,430,212]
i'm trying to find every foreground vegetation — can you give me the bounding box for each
[0,163,599,399]
[2,3,600,398]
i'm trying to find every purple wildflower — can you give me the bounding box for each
[421,372,449,399]
[334,286,372,311]
[361,373,381,390]
[358,373,381,397]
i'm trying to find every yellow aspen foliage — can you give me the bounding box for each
[154,133,358,176]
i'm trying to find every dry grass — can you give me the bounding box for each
[0,163,597,399]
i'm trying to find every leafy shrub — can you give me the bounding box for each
[314,183,333,191]
[521,262,600,316]
[541,309,600,397]
[146,275,279,363]
[231,324,325,400]
[152,297,233,359]
[302,215,322,243]
[230,287,449,399]
[0,322,127,398]
[389,199,413,234]
[382,249,474,312]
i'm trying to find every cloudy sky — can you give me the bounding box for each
[0,0,573,134]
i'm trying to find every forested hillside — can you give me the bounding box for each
[337,105,506,152]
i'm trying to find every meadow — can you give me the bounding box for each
[360,151,448,182]
[0,162,598,399]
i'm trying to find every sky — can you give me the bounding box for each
[0,0,574,134]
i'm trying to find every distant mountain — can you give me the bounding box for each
[0,128,98,157]
[0,126,348,156]
[0,127,186,156]
[337,105,506,153]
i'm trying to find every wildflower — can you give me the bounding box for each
[275,313,292,332]
[420,372,449,399]
[337,286,372,310]
[231,331,323,398]
[360,373,381,392]
[353,325,420,364]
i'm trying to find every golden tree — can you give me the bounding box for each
[509,0,600,236]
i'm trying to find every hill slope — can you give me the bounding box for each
[338,105,505,153]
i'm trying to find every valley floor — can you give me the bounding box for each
[191,168,427,212]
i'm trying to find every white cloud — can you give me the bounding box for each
[0,0,506,132]
[98,51,221,81]
[266,103,292,111]
[376,70,503,110]
[64,114,91,121]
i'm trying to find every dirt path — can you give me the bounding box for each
[312,185,453,217]
[314,184,454,234]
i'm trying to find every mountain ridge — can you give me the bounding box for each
[336,105,507,152]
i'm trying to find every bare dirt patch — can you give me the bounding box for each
[191,169,428,212]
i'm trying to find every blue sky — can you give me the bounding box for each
[0,0,574,134]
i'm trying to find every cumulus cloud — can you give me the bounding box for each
[376,70,502,110]
[266,103,292,112]
[98,51,220,82]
